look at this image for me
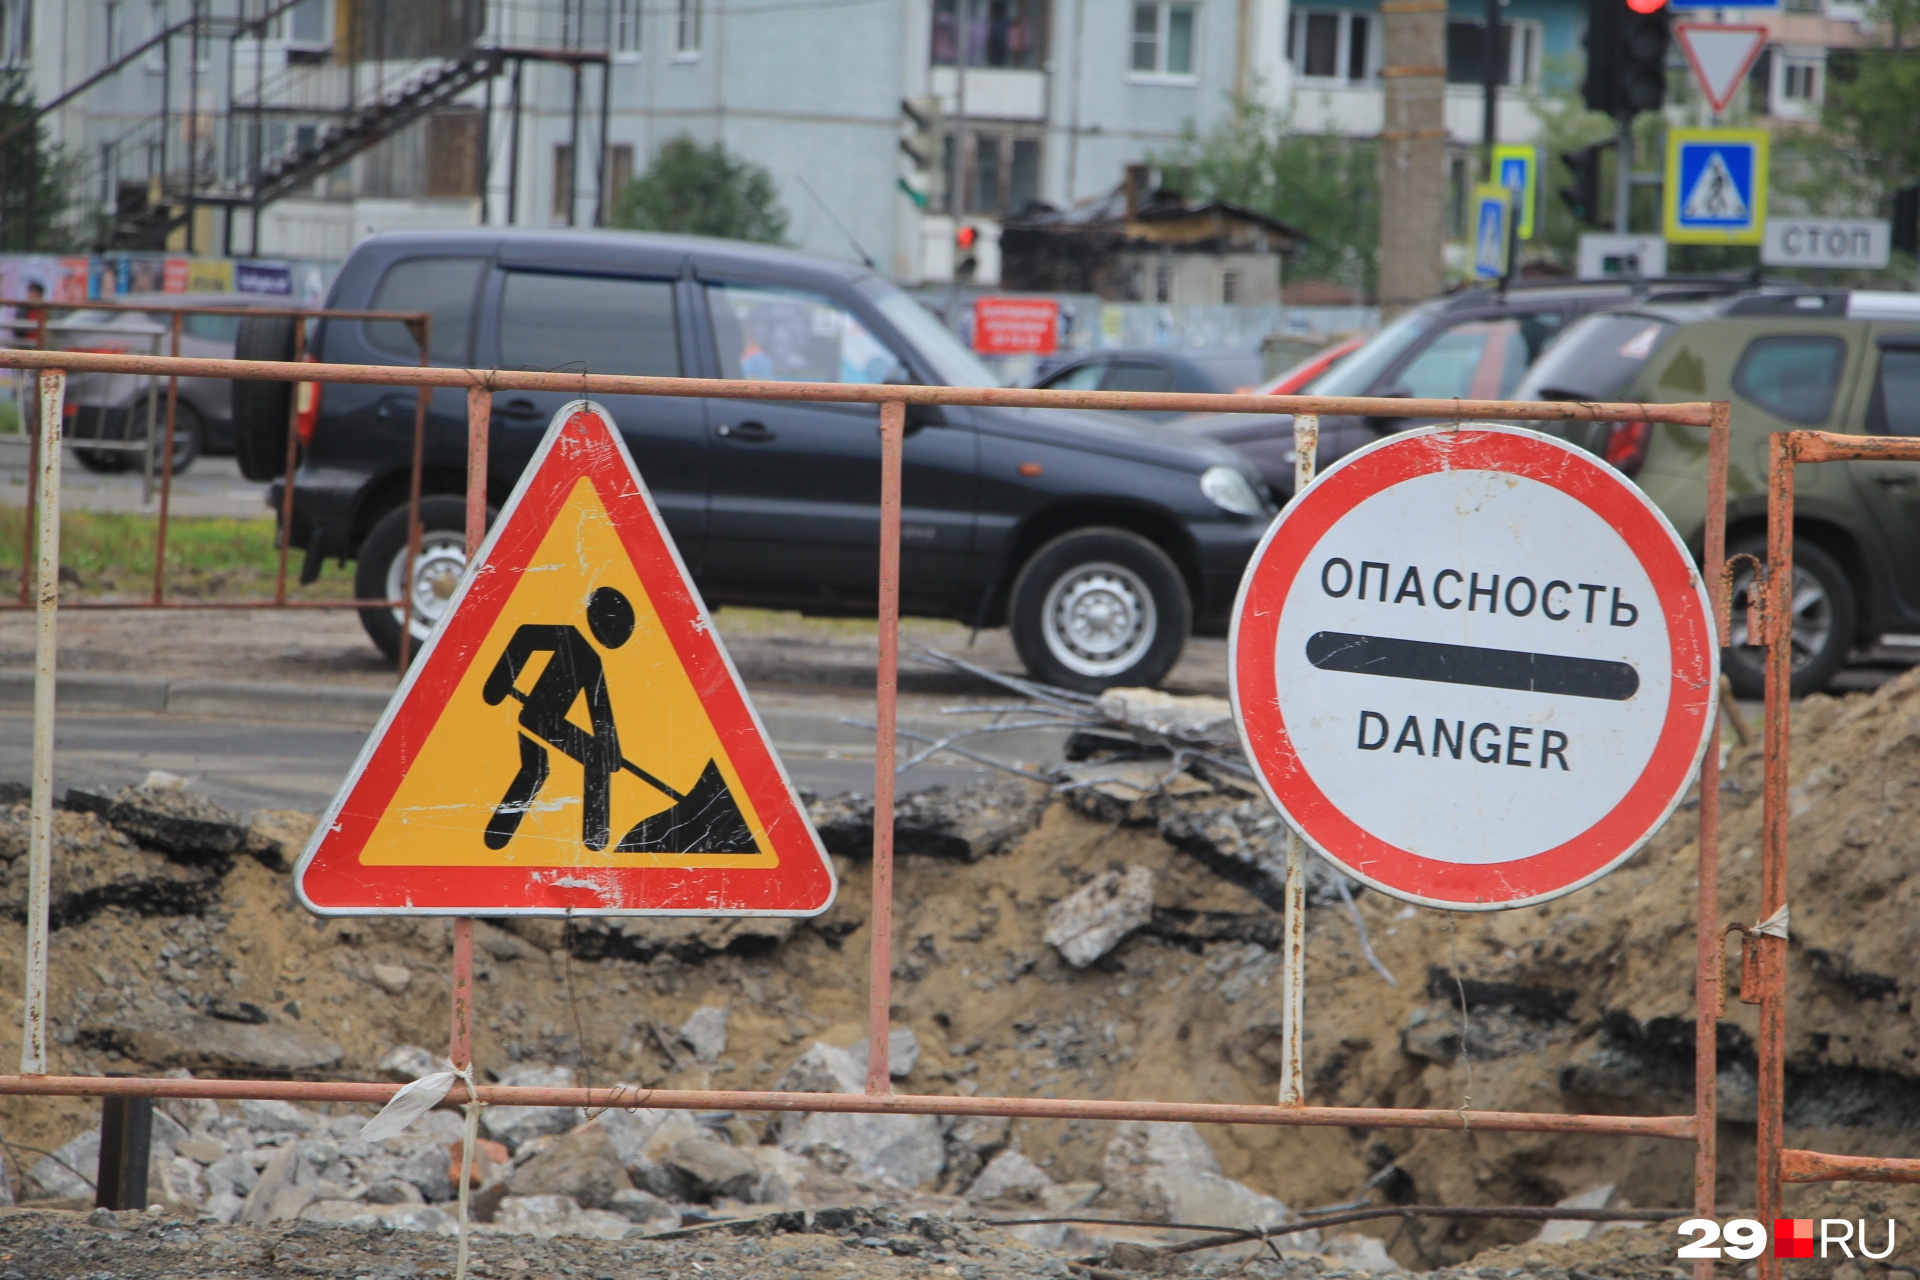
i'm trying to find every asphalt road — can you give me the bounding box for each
[0,704,1041,816]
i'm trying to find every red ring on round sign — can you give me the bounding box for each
[1229,425,1715,910]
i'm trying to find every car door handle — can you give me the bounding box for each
[717,420,776,442]
[498,398,541,420]
[1874,474,1918,487]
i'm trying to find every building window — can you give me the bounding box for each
[945,130,1042,215]
[145,0,166,70]
[105,0,123,60]
[1782,60,1818,100]
[613,0,641,53]
[1131,2,1196,79]
[1154,260,1171,303]
[1221,269,1239,304]
[604,143,634,218]
[553,144,574,223]
[1288,10,1371,82]
[1444,19,1539,87]
[931,0,1045,69]
[675,0,700,55]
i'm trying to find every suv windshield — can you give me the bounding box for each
[1307,305,1438,397]
[1512,313,1676,402]
[858,278,1001,388]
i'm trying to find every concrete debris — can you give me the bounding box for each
[509,1125,633,1209]
[965,1149,1054,1204]
[774,1042,945,1190]
[1044,867,1154,967]
[377,1044,441,1082]
[556,913,798,963]
[491,1193,637,1240]
[64,784,248,866]
[368,963,413,995]
[809,779,1048,862]
[0,808,224,929]
[605,1186,680,1229]
[1532,1183,1618,1243]
[940,1115,1011,1192]
[1321,1233,1404,1272]
[849,1026,922,1079]
[1098,1121,1313,1252]
[1091,688,1238,749]
[680,1005,729,1062]
[480,1064,582,1152]
[663,1134,758,1201]
[78,1005,344,1073]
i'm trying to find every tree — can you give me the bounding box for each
[1153,98,1379,299]
[610,136,789,244]
[1825,47,1920,192]
[0,71,75,252]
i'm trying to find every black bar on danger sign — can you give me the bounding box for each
[1306,631,1639,702]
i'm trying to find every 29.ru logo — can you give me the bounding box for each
[1677,1218,1896,1260]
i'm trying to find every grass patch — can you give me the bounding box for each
[0,509,354,601]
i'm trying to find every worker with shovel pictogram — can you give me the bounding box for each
[481,586,758,854]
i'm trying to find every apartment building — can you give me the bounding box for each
[8,0,1897,286]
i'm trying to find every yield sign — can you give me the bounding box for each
[1674,23,1769,115]
[295,401,835,917]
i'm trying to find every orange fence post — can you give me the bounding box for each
[866,398,906,1096]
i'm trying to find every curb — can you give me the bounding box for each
[0,670,392,727]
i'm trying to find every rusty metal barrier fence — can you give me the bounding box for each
[0,299,434,670]
[0,345,1910,1277]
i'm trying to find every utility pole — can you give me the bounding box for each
[1378,0,1449,315]
[1482,0,1501,178]
[1614,114,1632,233]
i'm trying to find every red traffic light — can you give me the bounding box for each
[1625,0,1666,14]
[955,225,978,249]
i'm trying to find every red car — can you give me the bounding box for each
[1256,334,1367,396]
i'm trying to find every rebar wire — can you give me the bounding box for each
[1336,875,1398,987]
[987,1204,1689,1256]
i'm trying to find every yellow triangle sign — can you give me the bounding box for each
[295,401,836,916]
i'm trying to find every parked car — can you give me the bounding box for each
[60,292,285,474]
[1173,277,1760,500]
[1515,289,1920,698]
[246,230,1276,691]
[1031,346,1267,419]
[1257,334,1367,396]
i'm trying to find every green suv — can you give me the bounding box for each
[1515,290,1920,697]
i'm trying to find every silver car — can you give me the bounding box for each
[57,292,284,475]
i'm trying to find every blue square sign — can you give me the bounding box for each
[1664,128,1768,245]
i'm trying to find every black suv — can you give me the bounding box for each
[1176,277,1758,499]
[242,229,1275,691]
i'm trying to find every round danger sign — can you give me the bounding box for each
[1231,425,1716,910]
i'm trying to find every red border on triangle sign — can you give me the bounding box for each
[294,400,836,917]
[1674,22,1770,116]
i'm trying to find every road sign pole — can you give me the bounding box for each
[865,399,907,1096]
[1278,413,1319,1109]
[450,383,492,1072]
[1614,114,1633,233]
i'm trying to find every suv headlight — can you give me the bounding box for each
[1200,465,1267,517]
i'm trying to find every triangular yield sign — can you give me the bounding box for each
[1675,23,1769,115]
[295,401,836,917]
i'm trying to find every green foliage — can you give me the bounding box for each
[609,136,789,245]
[1525,71,1621,270]
[1153,98,1379,299]
[0,71,75,252]
[1825,47,1920,190]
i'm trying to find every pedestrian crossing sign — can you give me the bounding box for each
[1663,128,1768,245]
[1492,144,1538,240]
[1471,185,1513,280]
[295,401,836,917]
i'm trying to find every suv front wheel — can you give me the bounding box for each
[1009,528,1190,693]
[355,497,473,662]
[1723,535,1856,699]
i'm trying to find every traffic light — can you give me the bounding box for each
[1895,183,1920,257]
[1560,142,1609,227]
[954,223,979,280]
[1582,0,1670,118]
[898,96,944,210]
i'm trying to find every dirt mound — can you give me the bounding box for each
[1,669,1918,1273]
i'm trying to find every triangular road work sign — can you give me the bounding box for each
[1675,23,1768,115]
[296,401,836,917]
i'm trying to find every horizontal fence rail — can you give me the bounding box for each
[0,348,1716,426]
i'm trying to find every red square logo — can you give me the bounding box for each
[1774,1218,1815,1259]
